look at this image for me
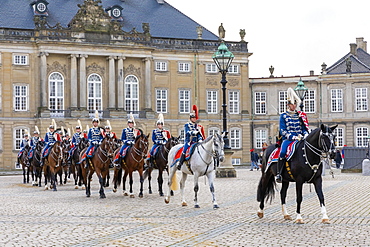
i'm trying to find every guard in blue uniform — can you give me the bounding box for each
[148,113,171,167]
[28,128,44,163]
[177,105,205,170]
[41,123,62,166]
[276,88,309,183]
[83,117,104,168]
[17,133,30,167]
[114,113,140,168]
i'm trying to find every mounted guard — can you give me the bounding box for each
[41,119,62,167]
[28,126,44,164]
[177,105,205,170]
[82,112,104,168]
[17,131,30,167]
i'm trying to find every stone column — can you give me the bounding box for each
[143,57,154,118]
[117,56,125,109]
[70,54,78,109]
[79,54,88,109]
[39,52,49,108]
[108,55,116,109]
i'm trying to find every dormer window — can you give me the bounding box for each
[31,0,49,16]
[105,5,123,21]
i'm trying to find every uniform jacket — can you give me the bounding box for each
[184,122,205,144]
[279,110,308,141]
[152,128,171,145]
[120,127,140,145]
[88,127,103,144]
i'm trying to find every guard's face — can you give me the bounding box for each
[93,122,99,127]
[128,122,134,128]
[287,103,297,111]
[190,117,196,123]
[157,123,163,129]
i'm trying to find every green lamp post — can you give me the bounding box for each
[294,77,308,111]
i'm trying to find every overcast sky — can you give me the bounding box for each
[165,0,370,78]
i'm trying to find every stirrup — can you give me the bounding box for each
[275,174,282,183]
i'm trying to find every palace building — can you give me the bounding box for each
[0,0,252,169]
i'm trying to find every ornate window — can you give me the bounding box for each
[87,74,102,115]
[355,88,368,111]
[356,127,368,147]
[229,90,239,114]
[230,128,241,149]
[279,91,287,114]
[125,75,139,112]
[13,84,28,111]
[333,127,344,147]
[179,89,190,113]
[207,90,218,114]
[49,72,64,117]
[156,89,167,113]
[255,129,267,149]
[331,89,343,112]
[255,92,266,114]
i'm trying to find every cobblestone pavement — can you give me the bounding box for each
[1,167,370,246]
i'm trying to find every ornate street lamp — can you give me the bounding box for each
[213,41,234,149]
[294,77,308,111]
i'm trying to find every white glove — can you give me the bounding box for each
[298,134,303,141]
[292,136,299,141]
[93,141,98,145]
[192,130,199,135]
[303,133,309,139]
[198,140,203,143]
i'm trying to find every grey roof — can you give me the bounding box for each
[0,0,218,40]
[326,48,370,74]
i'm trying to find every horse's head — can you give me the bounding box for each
[214,133,225,163]
[167,135,180,149]
[101,135,116,158]
[320,124,337,159]
[135,130,150,158]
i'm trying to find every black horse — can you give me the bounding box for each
[257,124,337,224]
[144,136,179,196]
[30,141,44,187]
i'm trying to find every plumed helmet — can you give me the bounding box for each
[76,120,82,129]
[49,119,57,129]
[157,113,164,125]
[286,87,301,105]
[190,105,199,120]
[92,110,100,123]
[128,112,136,126]
[105,120,112,130]
[34,126,40,134]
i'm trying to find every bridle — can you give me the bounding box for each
[197,134,224,169]
[130,135,149,163]
[96,136,116,164]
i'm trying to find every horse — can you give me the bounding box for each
[19,145,33,184]
[43,141,63,191]
[257,124,337,224]
[113,130,150,198]
[144,136,180,196]
[164,133,225,209]
[82,135,116,198]
[30,141,44,187]
[71,137,89,189]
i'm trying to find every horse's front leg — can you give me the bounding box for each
[280,181,291,220]
[129,171,135,198]
[180,172,188,207]
[295,181,304,224]
[193,174,200,208]
[97,170,106,199]
[122,170,129,196]
[138,170,144,198]
[22,167,27,184]
[207,171,218,209]
[51,169,57,191]
[313,176,330,224]
[148,167,153,194]
[157,168,164,196]
[86,169,93,197]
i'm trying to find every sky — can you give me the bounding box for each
[165,0,370,78]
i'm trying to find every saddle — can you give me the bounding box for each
[267,141,299,167]
[173,143,199,165]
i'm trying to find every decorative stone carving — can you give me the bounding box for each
[228,78,239,87]
[239,29,246,42]
[206,77,218,86]
[87,62,105,76]
[123,64,141,79]
[196,26,203,39]
[47,61,67,76]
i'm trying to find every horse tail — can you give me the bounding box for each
[115,168,123,187]
[143,166,149,180]
[170,173,179,191]
[257,144,276,203]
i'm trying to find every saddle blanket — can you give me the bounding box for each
[172,144,198,167]
[267,141,298,167]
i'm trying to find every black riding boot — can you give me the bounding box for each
[177,153,186,170]
[114,156,121,169]
[40,157,45,167]
[84,158,89,169]
[275,158,285,183]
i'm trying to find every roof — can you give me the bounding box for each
[0,0,218,40]
[326,48,370,74]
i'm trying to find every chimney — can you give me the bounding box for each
[309,70,314,76]
[356,37,367,52]
[350,43,357,56]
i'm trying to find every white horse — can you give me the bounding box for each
[164,133,225,209]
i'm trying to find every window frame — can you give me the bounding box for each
[179,89,191,114]
[156,88,168,113]
[255,129,267,149]
[355,88,368,112]
[206,63,218,73]
[125,75,139,112]
[13,54,28,66]
[14,127,29,150]
[230,128,241,149]
[155,61,168,72]
[304,89,316,113]
[87,73,103,115]
[255,91,266,115]
[178,62,191,73]
[207,90,218,114]
[48,72,64,117]
[333,127,344,147]
[13,84,28,111]
[356,127,368,147]
[228,64,239,74]
[331,89,343,112]
[229,90,240,114]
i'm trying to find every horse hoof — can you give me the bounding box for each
[82,186,85,190]
[100,195,106,199]
[44,186,48,191]
[170,191,174,196]
[322,219,331,224]
[159,192,164,197]
[213,205,219,209]
[86,194,90,198]
[74,185,79,189]
[164,197,169,204]
[139,194,143,198]
[129,194,135,198]
[112,188,117,193]
[295,219,304,224]
[181,202,187,207]
[257,212,264,219]
[284,215,292,220]
[123,192,129,196]
[149,190,152,194]
[194,205,200,208]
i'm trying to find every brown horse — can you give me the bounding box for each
[30,141,44,187]
[113,130,150,198]
[43,141,63,191]
[82,135,116,198]
[144,136,179,196]
[19,145,32,184]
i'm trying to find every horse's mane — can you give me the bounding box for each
[203,135,213,143]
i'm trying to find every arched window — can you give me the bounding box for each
[125,75,139,112]
[87,74,102,115]
[49,72,64,117]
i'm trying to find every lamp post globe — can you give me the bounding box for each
[213,41,234,149]
[294,77,308,111]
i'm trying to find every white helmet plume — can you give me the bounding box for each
[286,87,301,106]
